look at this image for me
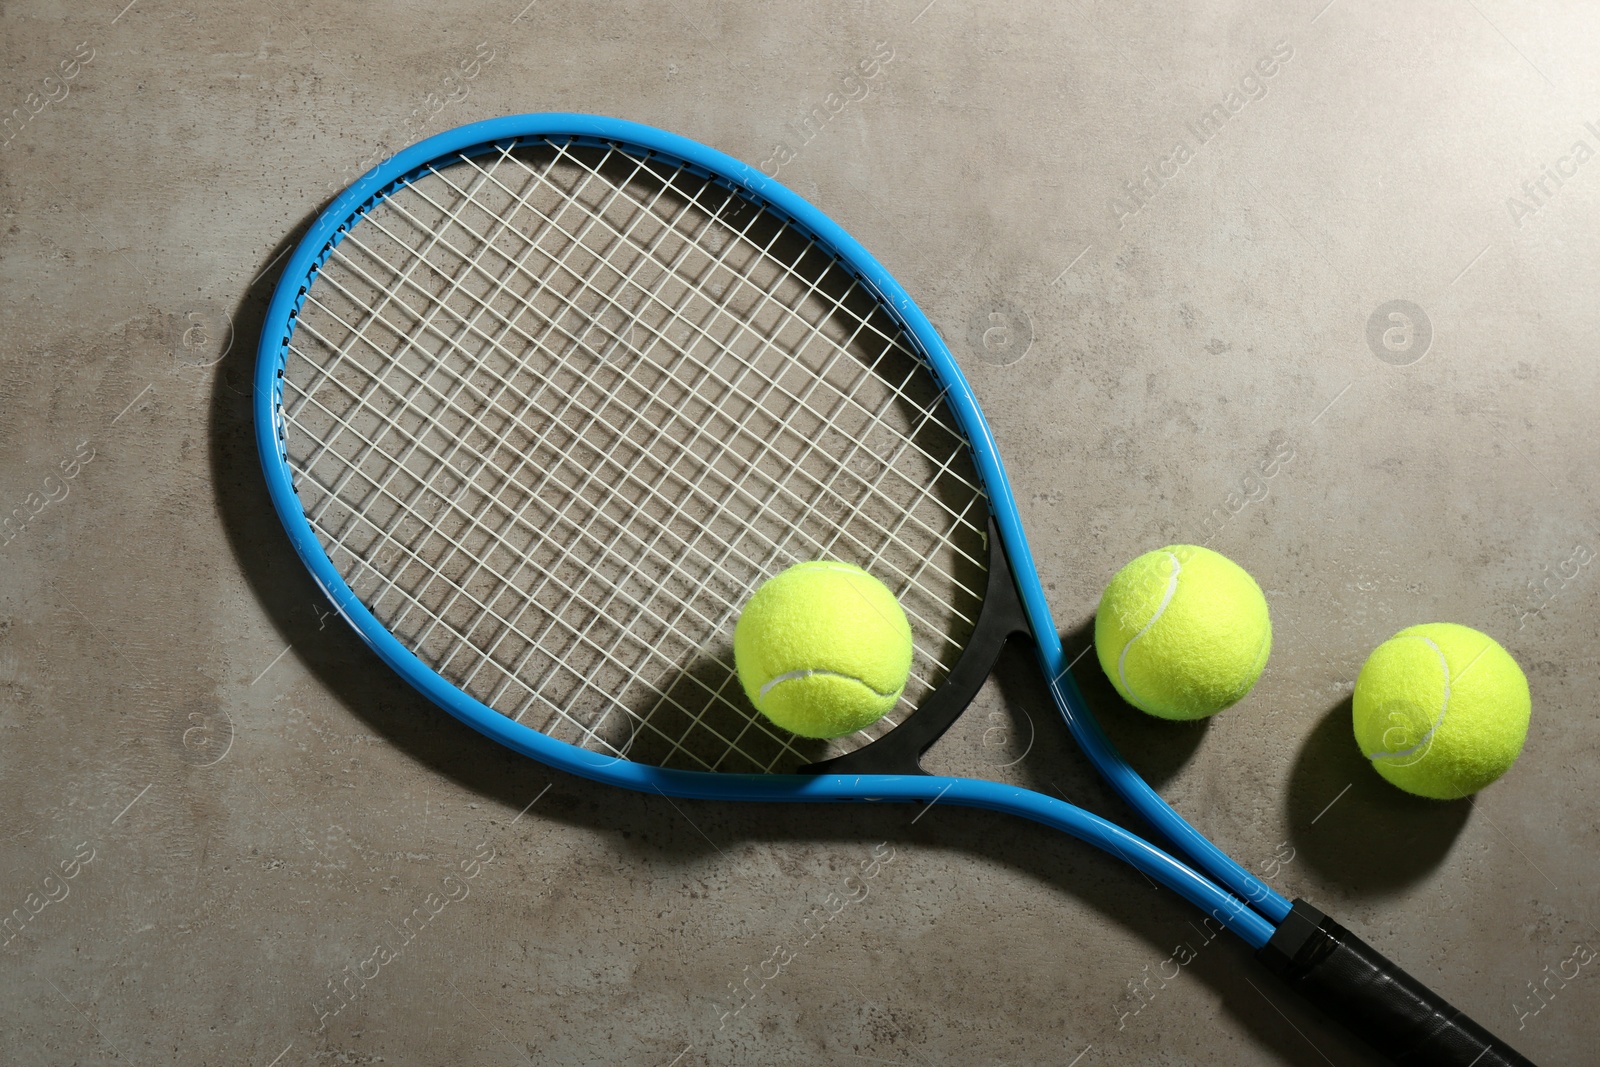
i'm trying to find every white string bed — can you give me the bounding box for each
[279,139,989,774]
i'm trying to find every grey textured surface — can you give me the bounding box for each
[2,1,1596,1064]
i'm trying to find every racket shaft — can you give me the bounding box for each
[1040,634,1293,923]
[950,781,1276,948]
[972,462,1295,924]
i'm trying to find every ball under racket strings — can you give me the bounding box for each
[255,115,1532,1066]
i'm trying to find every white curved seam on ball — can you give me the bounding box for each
[1371,635,1451,762]
[759,668,897,700]
[1117,551,1181,704]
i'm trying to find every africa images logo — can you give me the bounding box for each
[1504,121,1600,227]
[759,41,896,176]
[1106,40,1294,228]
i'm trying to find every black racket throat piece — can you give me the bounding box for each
[802,515,1030,778]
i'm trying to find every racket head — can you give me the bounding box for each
[252,113,1053,802]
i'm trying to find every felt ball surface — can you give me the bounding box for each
[733,561,913,739]
[1352,623,1530,799]
[1094,545,1272,720]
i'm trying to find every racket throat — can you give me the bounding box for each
[801,515,1029,777]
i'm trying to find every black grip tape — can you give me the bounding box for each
[1257,900,1535,1066]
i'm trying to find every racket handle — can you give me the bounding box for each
[1257,899,1535,1066]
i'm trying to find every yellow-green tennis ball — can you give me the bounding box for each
[1094,545,1272,721]
[734,561,913,739]
[1352,623,1530,800]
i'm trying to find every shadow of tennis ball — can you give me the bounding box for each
[1285,698,1468,893]
[625,653,829,774]
[1365,300,1432,366]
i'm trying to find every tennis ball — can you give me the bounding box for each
[1352,623,1530,799]
[734,561,913,739]
[1094,545,1272,721]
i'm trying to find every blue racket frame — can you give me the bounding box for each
[254,113,1286,947]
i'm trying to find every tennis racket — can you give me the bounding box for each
[254,114,1532,1066]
